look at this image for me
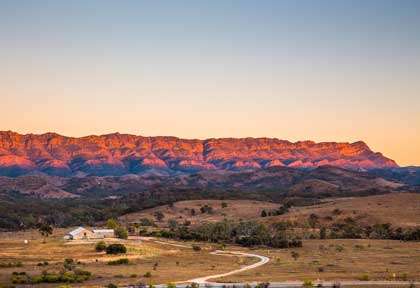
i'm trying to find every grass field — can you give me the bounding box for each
[0,230,253,287]
[1,230,419,287]
[271,193,420,228]
[217,239,420,283]
[121,193,420,229]
[120,199,280,227]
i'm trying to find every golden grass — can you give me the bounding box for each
[217,239,420,283]
[0,230,249,287]
[120,199,279,227]
[270,193,420,228]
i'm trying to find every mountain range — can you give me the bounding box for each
[0,131,397,177]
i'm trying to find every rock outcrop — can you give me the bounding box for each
[0,131,398,176]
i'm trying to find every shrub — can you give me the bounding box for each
[192,245,201,251]
[1,261,23,268]
[359,274,370,281]
[154,211,165,222]
[221,202,228,208]
[200,205,213,214]
[261,210,267,217]
[115,227,128,239]
[63,258,76,271]
[95,241,107,252]
[107,284,118,288]
[144,271,152,278]
[335,245,344,252]
[291,251,300,260]
[139,218,155,227]
[107,258,129,265]
[320,227,327,239]
[106,244,127,254]
[302,280,314,287]
[167,283,176,288]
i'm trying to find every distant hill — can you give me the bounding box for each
[0,131,397,177]
[0,166,403,199]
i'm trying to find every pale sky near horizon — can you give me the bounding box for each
[1,0,419,166]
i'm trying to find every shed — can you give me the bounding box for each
[64,227,95,240]
[92,229,115,239]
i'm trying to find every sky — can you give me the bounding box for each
[0,0,419,166]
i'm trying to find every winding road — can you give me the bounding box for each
[186,250,270,284]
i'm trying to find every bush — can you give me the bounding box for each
[107,258,129,265]
[167,283,176,288]
[192,245,201,251]
[115,227,128,239]
[95,241,107,252]
[359,274,370,281]
[107,284,118,288]
[144,271,152,278]
[221,202,228,208]
[139,218,155,227]
[13,269,92,284]
[106,244,127,254]
[0,261,23,268]
[302,280,314,287]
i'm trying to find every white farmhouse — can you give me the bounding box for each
[64,227,115,240]
[64,227,95,240]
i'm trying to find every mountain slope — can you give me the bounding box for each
[0,166,402,199]
[0,131,397,176]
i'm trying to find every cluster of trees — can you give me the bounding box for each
[261,203,290,217]
[318,218,420,241]
[11,258,91,284]
[106,218,128,239]
[151,219,302,248]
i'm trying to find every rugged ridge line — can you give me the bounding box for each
[0,131,398,177]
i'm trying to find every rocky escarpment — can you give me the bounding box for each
[0,131,398,176]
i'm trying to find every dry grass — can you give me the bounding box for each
[120,199,280,227]
[269,193,420,228]
[120,193,420,229]
[0,230,250,287]
[217,239,420,283]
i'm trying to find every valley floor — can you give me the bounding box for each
[0,230,419,287]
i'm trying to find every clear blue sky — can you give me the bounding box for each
[1,0,419,165]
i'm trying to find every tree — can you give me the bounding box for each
[115,226,128,239]
[308,214,319,228]
[154,211,165,222]
[106,218,119,229]
[320,227,327,239]
[106,243,127,254]
[38,223,53,243]
[168,219,178,230]
[95,241,107,252]
[261,210,267,217]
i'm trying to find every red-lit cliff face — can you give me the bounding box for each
[0,131,398,176]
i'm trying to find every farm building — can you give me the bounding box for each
[64,227,115,240]
[92,229,115,238]
[64,227,95,240]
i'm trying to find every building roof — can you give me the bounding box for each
[68,227,90,236]
[92,229,114,233]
